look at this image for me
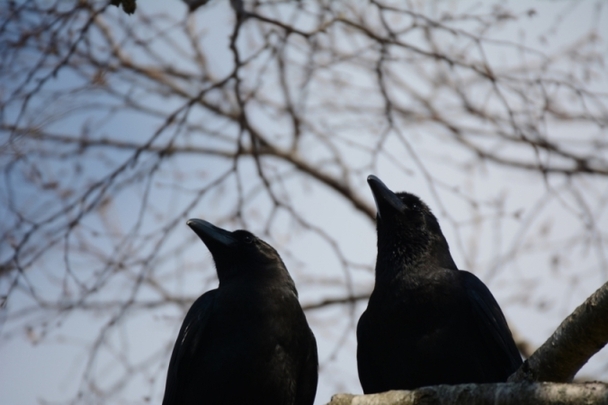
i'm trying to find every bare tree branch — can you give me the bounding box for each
[510,280,608,383]
[328,382,608,405]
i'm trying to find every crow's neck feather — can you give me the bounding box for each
[374,230,457,285]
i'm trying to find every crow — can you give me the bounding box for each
[357,175,522,393]
[162,219,318,405]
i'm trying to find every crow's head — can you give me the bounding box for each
[187,219,295,288]
[367,175,456,272]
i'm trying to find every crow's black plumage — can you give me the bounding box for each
[357,175,522,394]
[162,219,318,405]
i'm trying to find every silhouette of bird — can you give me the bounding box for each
[357,175,522,393]
[162,219,318,405]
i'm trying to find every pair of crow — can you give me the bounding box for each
[162,175,522,404]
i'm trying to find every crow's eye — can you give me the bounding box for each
[242,235,254,244]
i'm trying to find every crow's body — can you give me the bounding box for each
[357,176,522,393]
[162,219,318,405]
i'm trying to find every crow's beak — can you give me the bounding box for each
[367,175,407,219]
[187,219,237,250]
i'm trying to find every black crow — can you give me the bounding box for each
[162,219,318,405]
[357,175,522,393]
